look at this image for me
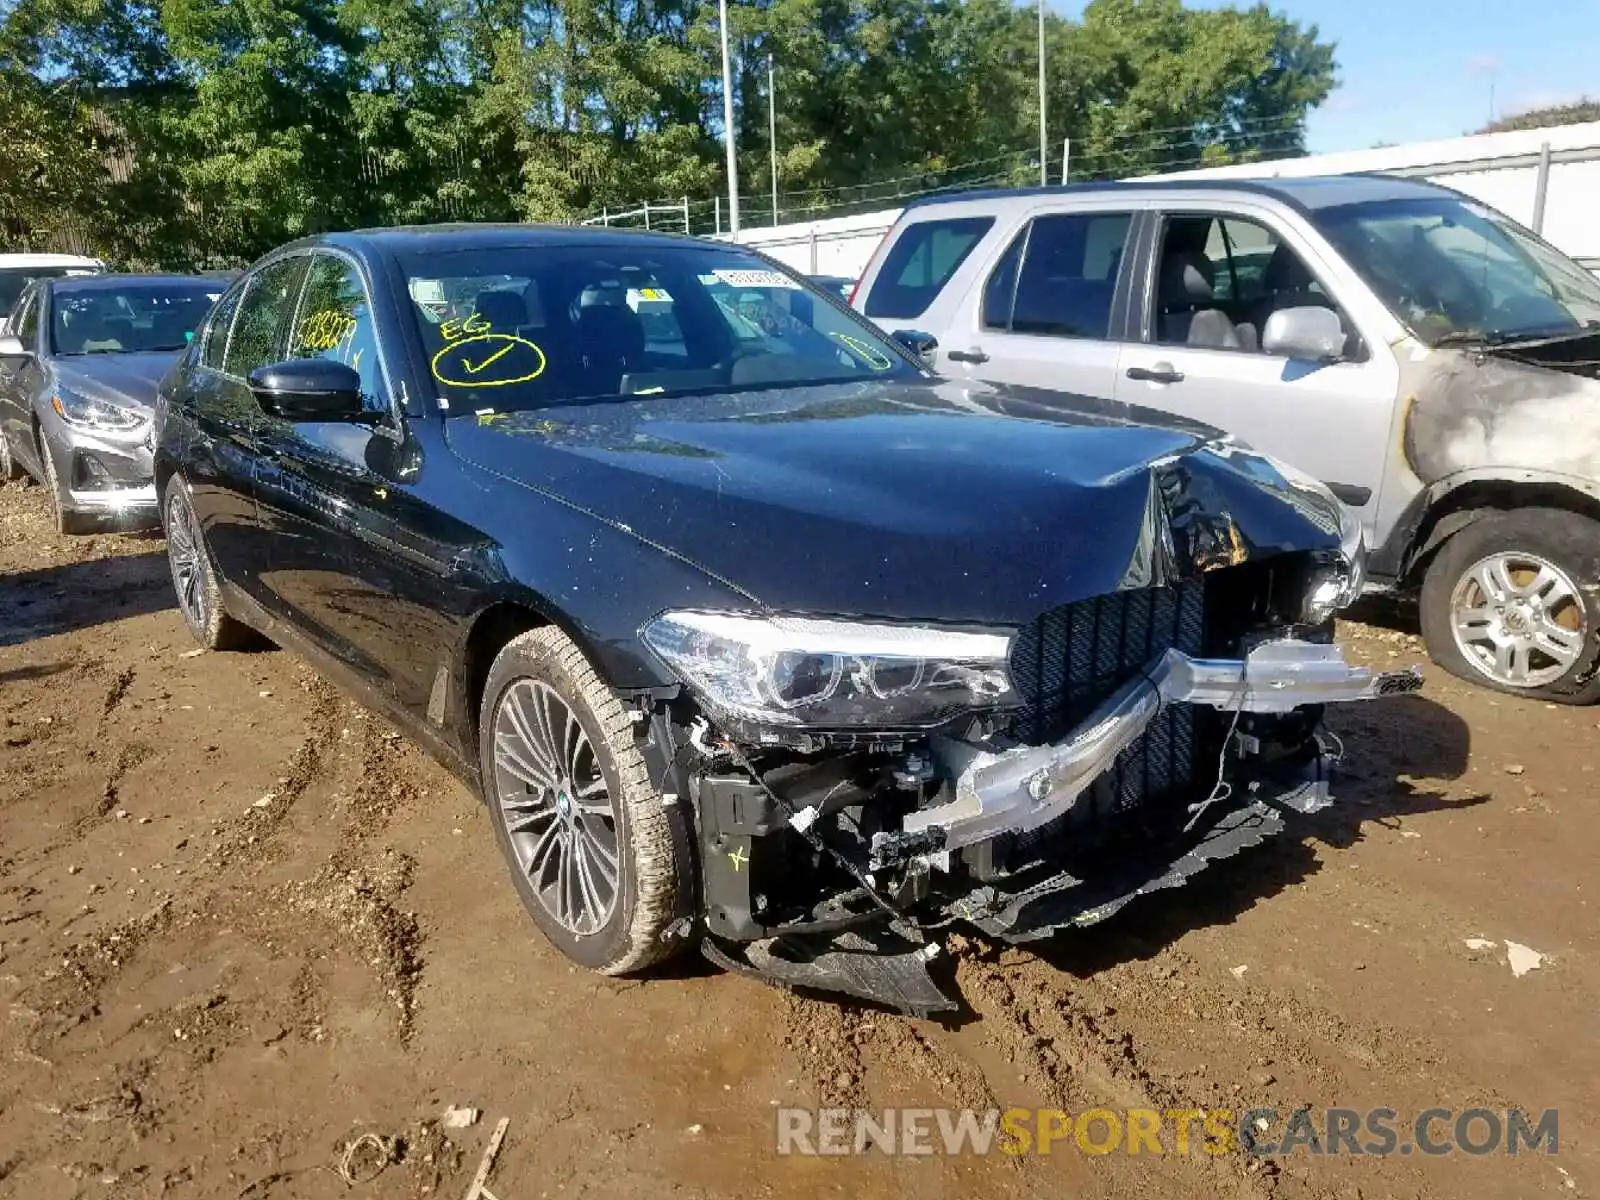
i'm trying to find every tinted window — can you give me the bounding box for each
[981,230,1026,330]
[291,253,389,414]
[225,257,307,376]
[201,287,242,368]
[397,244,917,414]
[864,217,993,319]
[49,282,223,356]
[1008,213,1131,338]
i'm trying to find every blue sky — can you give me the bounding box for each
[1056,0,1600,154]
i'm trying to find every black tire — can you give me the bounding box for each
[37,432,96,534]
[1420,507,1600,705]
[162,475,255,651]
[478,626,689,974]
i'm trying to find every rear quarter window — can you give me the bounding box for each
[864,216,993,319]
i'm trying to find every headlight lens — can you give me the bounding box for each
[51,390,145,432]
[640,611,1018,731]
[1302,502,1367,624]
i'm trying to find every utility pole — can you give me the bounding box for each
[719,0,741,238]
[1037,0,1048,187]
[768,55,779,226]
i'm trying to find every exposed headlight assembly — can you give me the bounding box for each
[52,390,145,432]
[641,611,1018,731]
[1302,502,1367,624]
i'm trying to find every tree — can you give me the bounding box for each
[0,0,1339,259]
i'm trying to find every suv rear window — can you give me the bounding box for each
[864,217,993,319]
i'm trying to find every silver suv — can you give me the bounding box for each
[854,175,1600,704]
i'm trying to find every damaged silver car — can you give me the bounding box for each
[857,176,1600,703]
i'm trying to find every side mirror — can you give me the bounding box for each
[1262,306,1345,363]
[247,359,365,421]
[891,329,938,360]
[0,334,30,359]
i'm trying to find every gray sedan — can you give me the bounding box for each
[0,273,223,532]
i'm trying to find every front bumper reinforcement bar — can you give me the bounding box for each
[891,639,1421,859]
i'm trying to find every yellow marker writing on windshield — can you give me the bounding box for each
[830,331,894,370]
[431,333,547,388]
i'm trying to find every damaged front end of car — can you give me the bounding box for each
[630,463,1422,1016]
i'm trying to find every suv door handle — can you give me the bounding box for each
[1125,364,1184,384]
[946,348,989,364]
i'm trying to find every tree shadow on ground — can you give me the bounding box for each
[0,551,173,646]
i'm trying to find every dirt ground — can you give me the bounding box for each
[0,477,1595,1200]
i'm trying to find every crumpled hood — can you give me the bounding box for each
[54,351,177,414]
[445,378,1344,625]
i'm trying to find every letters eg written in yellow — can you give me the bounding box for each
[439,311,492,342]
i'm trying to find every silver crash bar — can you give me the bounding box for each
[902,639,1421,855]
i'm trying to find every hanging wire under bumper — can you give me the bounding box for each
[877,639,1422,863]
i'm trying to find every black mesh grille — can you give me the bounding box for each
[1009,580,1207,817]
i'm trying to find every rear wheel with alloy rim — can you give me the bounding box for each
[1420,507,1600,704]
[478,626,690,973]
[162,476,254,650]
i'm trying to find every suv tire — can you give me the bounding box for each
[1420,507,1600,704]
[478,626,689,974]
[162,475,255,650]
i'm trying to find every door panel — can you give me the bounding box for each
[247,250,475,716]
[186,259,309,582]
[943,209,1136,400]
[1118,210,1397,536]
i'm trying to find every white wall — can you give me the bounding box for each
[734,121,1600,279]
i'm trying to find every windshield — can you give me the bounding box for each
[0,266,97,317]
[50,282,222,356]
[396,242,920,414]
[1313,197,1600,346]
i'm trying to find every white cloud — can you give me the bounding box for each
[1466,54,1501,77]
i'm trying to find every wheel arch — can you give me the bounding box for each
[1384,471,1600,589]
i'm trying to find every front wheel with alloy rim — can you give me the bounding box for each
[1420,507,1600,704]
[478,626,690,974]
[37,433,95,534]
[162,476,254,650]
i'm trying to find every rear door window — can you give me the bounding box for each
[224,256,308,378]
[996,212,1132,339]
[864,216,993,319]
[291,252,391,416]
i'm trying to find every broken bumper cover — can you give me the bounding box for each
[890,639,1421,860]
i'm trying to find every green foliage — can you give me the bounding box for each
[0,0,1335,261]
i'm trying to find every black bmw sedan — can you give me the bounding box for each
[153,224,1414,1011]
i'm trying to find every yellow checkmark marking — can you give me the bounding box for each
[430,333,547,388]
[462,341,516,375]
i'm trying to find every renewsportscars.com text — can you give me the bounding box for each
[776,1106,1559,1157]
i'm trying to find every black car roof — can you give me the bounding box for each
[903,172,1458,214]
[49,273,222,294]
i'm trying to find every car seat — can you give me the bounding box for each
[1158,251,1241,350]
[474,290,527,333]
